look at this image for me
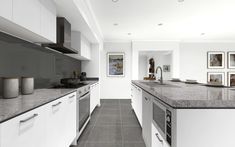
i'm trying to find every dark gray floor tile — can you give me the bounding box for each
[120,99,131,104]
[87,125,122,143]
[121,107,135,117]
[122,126,144,142]
[86,142,122,147]
[100,108,121,116]
[71,141,86,147]
[122,116,140,126]
[96,115,121,126]
[101,103,120,109]
[123,142,146,147]
[101,99,120,104]
[78,124,93,142]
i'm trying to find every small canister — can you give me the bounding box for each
[21,77,34,95]
[3,77,19,99]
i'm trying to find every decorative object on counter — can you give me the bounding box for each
[171,78,181,82]
[107,52,125,77]
[207,72,225,86]
[143,77,156,80]
[21,77,34,95]
[80,72,87,81]
[228,52,235,69]
[228,72,235,87]
[163,65,170,72]
[2,77,19,99]
[148,58,155,79]
[207,51,225,69]
[185,79,198,84]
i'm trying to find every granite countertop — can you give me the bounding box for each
[132,80,235,109]
[0,89,77,123]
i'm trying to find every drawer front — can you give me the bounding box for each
[0,105,48,147]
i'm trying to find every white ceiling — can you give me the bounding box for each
[89,0,235,42]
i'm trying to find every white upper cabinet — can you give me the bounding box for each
[13,0,41,35]
[0,0,12,20]
[70,31,91,60]
[40,0,56,43]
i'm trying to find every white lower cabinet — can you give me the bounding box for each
[0,105,48,147]
[152,123,163,147]
[90,82,100,114]
[0,91,77,147]
[131,84,142,126]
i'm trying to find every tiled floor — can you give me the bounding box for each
[72,99,146,147]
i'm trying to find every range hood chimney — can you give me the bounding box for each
[42,17,78,54]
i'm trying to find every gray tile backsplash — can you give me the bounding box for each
[0,32,81,92]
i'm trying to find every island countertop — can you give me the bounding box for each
[132,80,235,109]
[0,89,77,123]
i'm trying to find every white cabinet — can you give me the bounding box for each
[131,84,142,126]
[40,0,56,43]
[151,123,170,147]
[90,82,100,114]
[0,105,48,147]
[0,0,12,20]
[65,92,77,146]
[70,31,91,60]
[13,0,41,35]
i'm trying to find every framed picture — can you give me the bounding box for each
[163,65,170,72]
[228,52,235,68]
[207,51,225,69]
[107,52,125,77]
[207,72,225,85]
[228,72,235,87]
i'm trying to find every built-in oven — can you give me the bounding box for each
[78,91,90,131]
[153,97,172,146]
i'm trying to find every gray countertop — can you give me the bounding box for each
[0,80,99,123]
[132,80,235,109]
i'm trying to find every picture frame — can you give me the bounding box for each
[107,52,125,77]
[228,72,235,87]
[228,52,235,69]
[207,51,225,69]
[207,72,225,85]
[163,65,170,72]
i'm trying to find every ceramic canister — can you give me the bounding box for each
[3,77,19,99]
[21,77,34,95]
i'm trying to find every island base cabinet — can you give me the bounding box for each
[0,105,48,147]
[176,109,235,147]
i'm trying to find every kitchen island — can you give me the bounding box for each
[132,80,235,147]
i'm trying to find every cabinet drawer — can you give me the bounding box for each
[0,105,48,147]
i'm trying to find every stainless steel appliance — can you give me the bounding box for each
[153,97,172,146]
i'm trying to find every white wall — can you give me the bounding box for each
[132,41,180,80]
[81,43,100,77]
[100,42,132,99]
[179,42,235,85]
[138,54,148,80]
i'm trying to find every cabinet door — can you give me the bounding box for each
[65,92,77,146]
[152,123,163,147]
[137,87,142,126]
[40,0,56,43]
[0,0,12,20]
[90,84,96,114]
[80,35,91,60]
[94,83,100,107]
[13,0,41,35]
[0,105,48,147]
[46,98,67,147]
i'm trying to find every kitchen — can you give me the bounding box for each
[0,0,235,147]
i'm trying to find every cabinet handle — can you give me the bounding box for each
[52,102,62,107]
[20,114,38,124]
[145,97,148,101]
[156,133,163,143]
[69,95,75,99]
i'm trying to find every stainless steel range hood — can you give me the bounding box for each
[42,17,78,54]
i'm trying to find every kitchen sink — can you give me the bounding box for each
[140,82,180,88]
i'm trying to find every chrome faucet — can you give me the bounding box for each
[156,66,163,84]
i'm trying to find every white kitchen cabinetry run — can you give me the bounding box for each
[0,105,48,147]
[90,82,100,114]
[152,123,170,147]
[0,0,12,20]
[131,84,142,126]
[0,91,77,147]
[69,31,91,60]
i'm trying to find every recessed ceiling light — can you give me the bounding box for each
[178,0,184,2]
[158,23,163,26]
[112,0,119,2]
[113,23,118,26]
[201,33,205,36]
[128,33,132,35]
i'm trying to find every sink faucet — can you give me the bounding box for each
[156,66,163,84]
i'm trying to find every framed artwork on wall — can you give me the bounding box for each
[207,72,225,86]
[107,52,125,77]
[228,72,235,87]
[228,52,235,69]
[207,51,225,69]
